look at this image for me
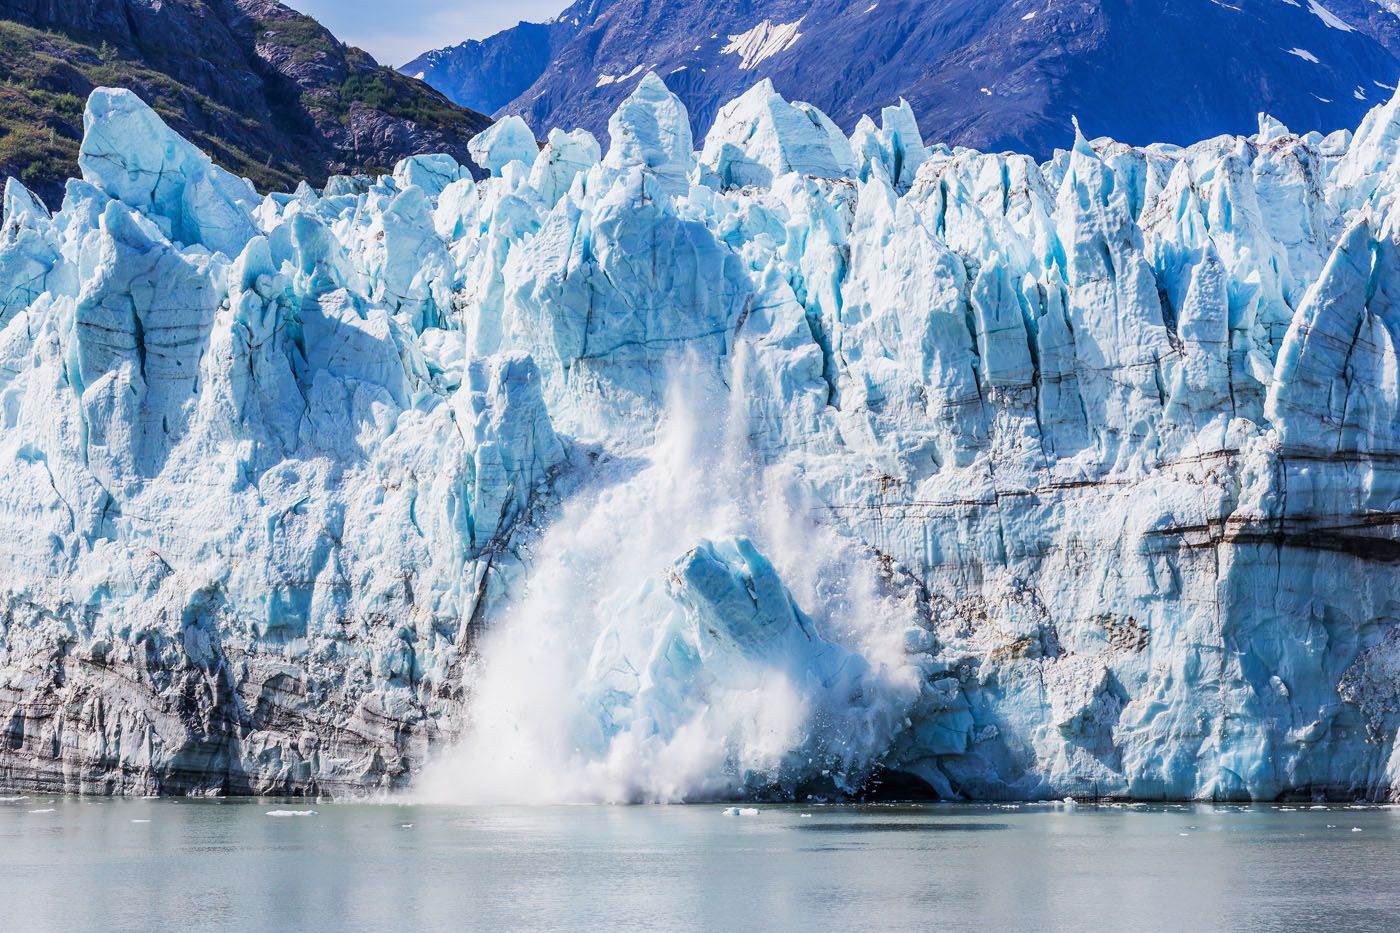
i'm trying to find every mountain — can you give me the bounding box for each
[0,0,491,206]
[3,72,1400,800]
[404,0,1400,155]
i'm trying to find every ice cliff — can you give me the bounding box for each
[4,75,1400,801]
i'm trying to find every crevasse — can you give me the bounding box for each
[2,75,1400,801]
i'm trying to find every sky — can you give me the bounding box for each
[283,0,566,68]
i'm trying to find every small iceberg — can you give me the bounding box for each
[722,807,760,816]
[265,809,318,817]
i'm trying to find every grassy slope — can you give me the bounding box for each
[0,19,305,201]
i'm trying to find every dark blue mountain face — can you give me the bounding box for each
[402,0,1400,157]
[403,21,571,118]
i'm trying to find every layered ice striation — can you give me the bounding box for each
[3,75,1400,801]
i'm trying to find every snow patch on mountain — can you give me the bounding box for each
[721,19,805,71]
[1310,0,1356,29]
[597,65,646,88]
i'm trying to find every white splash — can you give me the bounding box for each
[419,353,927,804]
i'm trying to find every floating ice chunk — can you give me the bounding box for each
[265,810,318,817]
[722,807,760,816]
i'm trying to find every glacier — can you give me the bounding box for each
[3,73,1400,801]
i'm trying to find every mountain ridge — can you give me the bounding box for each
[404,0,1400,157]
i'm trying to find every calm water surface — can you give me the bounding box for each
[2,797,1398,931]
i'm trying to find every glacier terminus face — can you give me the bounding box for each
[3,74,1400,802]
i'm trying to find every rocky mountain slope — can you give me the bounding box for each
[404,0,1400,156]
[3,72,1400,800]
[0,0,490,206]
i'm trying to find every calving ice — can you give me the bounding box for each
[3,73,1400,802]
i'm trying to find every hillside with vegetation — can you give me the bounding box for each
[0,0,491,205]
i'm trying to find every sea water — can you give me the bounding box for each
[2,799,1398,931]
